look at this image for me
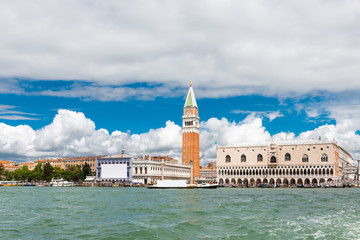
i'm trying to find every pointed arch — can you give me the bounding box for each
[285,153,291,161]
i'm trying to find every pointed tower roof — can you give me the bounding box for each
[184,81,198,108]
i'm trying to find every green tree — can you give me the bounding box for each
[43,162,54,182]
[0,163,5,175]
[20,165,31,181]
[32,171,42,181]
[82,163,91,180]
[34,163,42,173]
[5,171,13,181]
[0,163,4,179]
[13,169,22,181]
[67,165,82,182]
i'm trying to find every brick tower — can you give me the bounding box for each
[182,81,200,181]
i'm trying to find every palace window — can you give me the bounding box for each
[302,154,309,163]
[321,154,328,162]
[257,154,263,162]
[285,153,291,161]
[225,155,231,163]
[270,156,276,163]
[241,154,246,162]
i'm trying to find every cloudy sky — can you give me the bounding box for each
[1,0,360,164]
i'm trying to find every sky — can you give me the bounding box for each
[1,0,360,164]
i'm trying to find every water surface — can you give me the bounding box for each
[1,187,359,239]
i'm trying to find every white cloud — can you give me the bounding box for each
[231,110,283,122]
[0,109,359,165]
[0,104,39,120]
[266,111,283,122]
[0,1,360,99]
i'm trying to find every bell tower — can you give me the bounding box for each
[182,81,200,180]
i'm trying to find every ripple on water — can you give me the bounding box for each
[1,187,360,239]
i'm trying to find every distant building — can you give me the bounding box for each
[35,156,100,172]
[217,140,355,186]
[132,156,191,184]
[18,162,36,171]
[96,151,132,182]
[182,81,200,181]
[0,160,17,172]
[199,162,217,183]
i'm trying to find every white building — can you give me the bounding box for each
[96,151,132,182]
[132,157,191,184]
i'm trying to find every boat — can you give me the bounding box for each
[193,182,219,189]
[148,180,218,189]
[49,178,75,187]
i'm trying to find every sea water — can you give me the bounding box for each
[1,187,360,239]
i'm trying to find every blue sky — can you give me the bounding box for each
[1,79,334,135]
[0,1,360,164]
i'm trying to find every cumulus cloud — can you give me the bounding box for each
[0,109,359,165]
[0,1,360,99]
[0,110,184,162]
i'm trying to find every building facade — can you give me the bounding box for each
[199,162,217,183]
[0,160,18,172]
[182,82,200,180]
[132,156,191,184]
[96,152,132,182]
[35,156,99,172]
[217,141,354,186]
[18,162,35,171]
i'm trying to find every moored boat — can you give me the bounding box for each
[148,180,218,189]
[49,178,75,187]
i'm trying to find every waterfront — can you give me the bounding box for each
[1,187,360,239]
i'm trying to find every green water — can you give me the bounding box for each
[1,187,360,240]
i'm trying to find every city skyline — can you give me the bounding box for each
[0,1,360,164]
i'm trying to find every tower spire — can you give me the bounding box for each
[184,82,198,108]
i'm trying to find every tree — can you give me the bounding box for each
[68,165,82,182]
[82,163,91,180]
[43,163,54,182]
[20,165,31,181]
[5,171,13,181]
[34,163,42,173]
[0,164,4,179]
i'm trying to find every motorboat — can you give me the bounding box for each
[49,178,75,187]
[148,180,218,189]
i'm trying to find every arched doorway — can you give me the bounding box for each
[312,178,318,185]
[283,178,289,186]
[263,178,268,183]
[243,178,249,186]
[327,178,333,182]
[237,179,242,185]
[231,178,236,184]
[256,178,261,186]
[304,178,310,185]
[276,178,282,185]
[219,179,224,184]
[290,178,296,185]
[319,178,325,184]
[297,179,303,185]
[269,178,275,185]
[225,178,230,184]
